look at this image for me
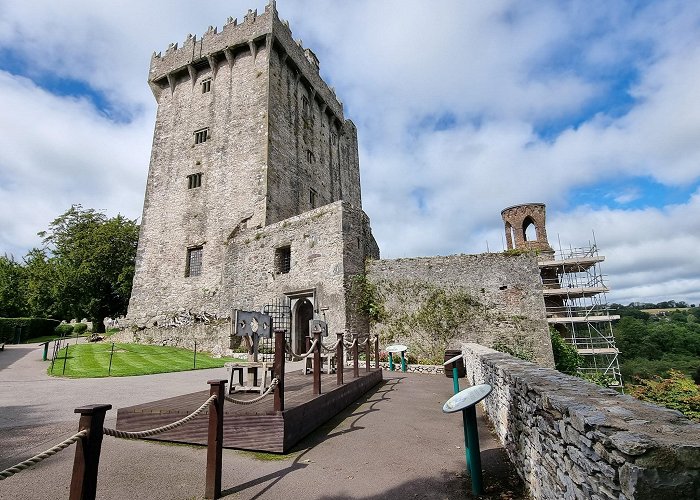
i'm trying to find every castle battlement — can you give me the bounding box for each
[149,0,344,122]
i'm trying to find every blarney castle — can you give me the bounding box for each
[124,1,554,366]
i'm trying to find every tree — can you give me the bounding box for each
[0,255,28,317]
[39,205,139,331]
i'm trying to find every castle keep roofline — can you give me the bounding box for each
[148,0,345,124]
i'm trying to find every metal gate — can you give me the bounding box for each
[260,298,292,362]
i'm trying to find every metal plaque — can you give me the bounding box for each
[309,319,328,337]
[234,310,272,338]
[442,384,492,413]
[386,344,408,353]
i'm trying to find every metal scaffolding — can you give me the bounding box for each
[539,239,623,388]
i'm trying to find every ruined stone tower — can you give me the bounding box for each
[501,203,622,386]
[127,1,379,350]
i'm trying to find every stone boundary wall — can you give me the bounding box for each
[111,320,235,357]
[368,253,554,367]
[461,343,700,500]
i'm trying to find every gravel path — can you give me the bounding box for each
[0,343,525,499]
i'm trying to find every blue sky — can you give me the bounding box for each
[1,0,699,305]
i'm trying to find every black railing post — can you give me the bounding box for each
[69,404,112,500]
[313,332,322,395]
[205,380,226,499]
[365,335,371,372]
[274,329,285,412]
[374,335,380,369]
[336,332,344,385]
[352,334,359,378]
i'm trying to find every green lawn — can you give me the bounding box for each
[49,342,243,378]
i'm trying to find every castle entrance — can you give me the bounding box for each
[293,298,314,354]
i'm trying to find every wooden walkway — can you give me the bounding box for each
[116,367,383,453]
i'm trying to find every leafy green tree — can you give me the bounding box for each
[23,248,59,318]
[0,255,28,317]
[38,205,139,331]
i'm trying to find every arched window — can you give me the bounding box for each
[523,216,537,242]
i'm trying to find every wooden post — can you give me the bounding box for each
[313,332,322,395]
[205,380,226,499]
[352,334,359,378]
[69,404,112,500]
[274,329,285,412]
[365,335,371,372]
[374,335,380,369]
[336,333,344,386]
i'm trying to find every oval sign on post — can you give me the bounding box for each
[386,344,407,353]
[443,353,463,366]
[442,384,492,413]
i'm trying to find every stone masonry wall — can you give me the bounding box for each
[367,254,554,366]
[461,343,700,500]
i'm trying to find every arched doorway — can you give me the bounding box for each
[294,298,314,354]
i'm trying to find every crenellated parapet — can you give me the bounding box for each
[148,0,345,124]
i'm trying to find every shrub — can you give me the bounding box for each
[0,317,61,343]
[55,324,75,336]
[550,330,583,375]
[73,323,88,335]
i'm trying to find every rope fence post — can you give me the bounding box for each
[313,332,322,395]
[69,404,112,500]
[352,334,359,379]
[205,380,226,500]
[62,344,69,375]
[274,329,285,412]
[336,333,343,386]
[374,335,379,369]
[365,335,371,372]
[108,343,115,376]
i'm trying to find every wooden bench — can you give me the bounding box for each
[225,362,274,394]
[301,352,337,375]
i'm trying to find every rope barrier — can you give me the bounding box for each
[357,337,369,347]
[103,395,217,440]
[224,378,278,405]
[320,339,341,352]
[343,339,357,349]
[284,339,319,360]
[0,430,88,480]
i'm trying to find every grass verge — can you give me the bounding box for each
[49,342,244,378]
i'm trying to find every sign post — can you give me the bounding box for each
[442,383,493,496]
[386,344,408,373]
[444,354,469,469]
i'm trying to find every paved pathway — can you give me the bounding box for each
[0,343,525,499]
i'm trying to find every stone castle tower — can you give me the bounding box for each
[127,1,379,349]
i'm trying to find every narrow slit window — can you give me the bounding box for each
[186,246,203,277]
[309,188,317,209]
[194,128,209,145]
[306,149,313,163]
[275,246,291,274]
[187,173,202,189]
[301,96,309,116]
[331,132,337,145]
[201,78,211,93]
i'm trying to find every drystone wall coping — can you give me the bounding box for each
[461,342,700,500]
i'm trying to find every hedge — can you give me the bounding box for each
[0,318,61,343]
[73,323,88,334]
[55,324,75,336]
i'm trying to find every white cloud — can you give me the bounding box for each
[0,0,699,304]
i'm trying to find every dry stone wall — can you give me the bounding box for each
[461,343,700,500]
[367,254,554,366]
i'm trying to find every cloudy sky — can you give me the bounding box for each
[1,0,699,305]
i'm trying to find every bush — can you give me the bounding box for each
[73,323,88,335]
[0,317,61,343]
[550,330,583,375]
[55,324,75,336]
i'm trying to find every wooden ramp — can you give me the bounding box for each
[116,367,383,453]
